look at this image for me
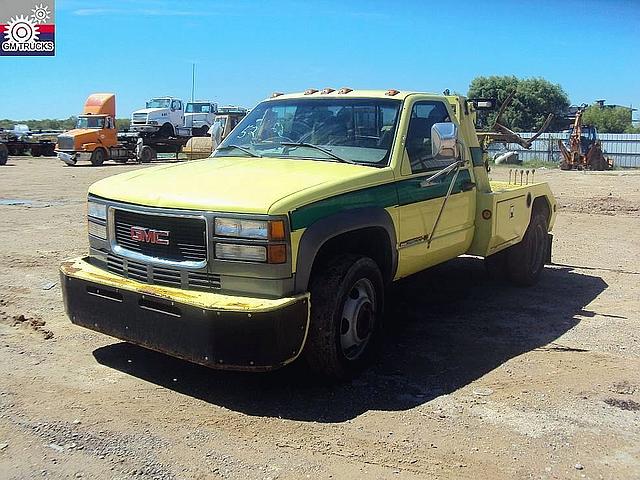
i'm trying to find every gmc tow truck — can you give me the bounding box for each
[60,89,556,379]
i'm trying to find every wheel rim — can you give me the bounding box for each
[340,278,376,361]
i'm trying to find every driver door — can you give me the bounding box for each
[395,99,476,279]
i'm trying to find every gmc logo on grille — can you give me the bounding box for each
[130,226,170,245]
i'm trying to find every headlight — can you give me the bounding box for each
[214,218,285,240]
[148,120,158,125]
[87,201,107,220]
[215,243,266,262]
[88,220,107,239]
[215,218,268,239]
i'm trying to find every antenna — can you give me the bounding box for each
[191,63,195,102]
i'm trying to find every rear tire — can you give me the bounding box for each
[90,148,106,166]
[505,211,548,286]
[31,145,42,157]
[304,254,384,380]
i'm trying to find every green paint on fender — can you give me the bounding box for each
[290,169,472,230]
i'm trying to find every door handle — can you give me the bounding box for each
[461,181,476,192]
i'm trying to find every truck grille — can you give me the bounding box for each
[132,113,148,124]
[106,254,221,291]
[114,210,207,263]
[57,135,74,151]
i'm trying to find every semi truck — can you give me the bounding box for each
[57,94,193,166]
[130,97,185,137]
[60,89,557,379]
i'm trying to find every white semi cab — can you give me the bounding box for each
[130,97,184,137]
[184,101,218,136]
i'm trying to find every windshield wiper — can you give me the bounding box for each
[216,144,262,158]
[279,142,354,164]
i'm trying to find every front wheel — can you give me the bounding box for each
[304,254,384,380]
[90,148,106,166]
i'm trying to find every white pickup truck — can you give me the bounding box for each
[184,101,218,137]
[130,97,185,137]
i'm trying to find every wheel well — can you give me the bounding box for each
[310,227,394,284]
[532,196,551,228]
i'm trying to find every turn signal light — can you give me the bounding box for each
[268,244,287,264]
[268,220,286,241]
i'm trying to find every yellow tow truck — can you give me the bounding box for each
[60,89,556,379]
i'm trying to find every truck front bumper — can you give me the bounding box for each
[60,257,310,371]
[57,151,91,165]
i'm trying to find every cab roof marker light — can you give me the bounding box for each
[385,89,400,96]
[337,87,353,94]
[270,92,284,98]
[320,88,335,94]
[304,89,319,95]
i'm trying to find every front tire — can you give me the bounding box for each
[304,254,384,380]
[90,148,106,166]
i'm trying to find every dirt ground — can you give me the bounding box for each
[0,157,639,480]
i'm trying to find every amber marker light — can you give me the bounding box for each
[320,88,335,94]
[268,220,286,241]
[268,245,287,264]
[337,87,353,94]
[385,89,400,96]
[304,88,319,95]
[271,92,284,98]
[482,209,492,220]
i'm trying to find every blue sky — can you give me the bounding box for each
[2,0,639,120]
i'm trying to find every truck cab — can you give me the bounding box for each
[56,93,119,166]
[131,97,184,137]
[61,89,556,379]
[184,101,218,136]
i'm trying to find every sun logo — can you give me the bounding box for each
[4,15,40,44]
[30,3,51,24]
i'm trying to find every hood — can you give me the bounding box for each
[89,156,394,214]
[58,129,98,145]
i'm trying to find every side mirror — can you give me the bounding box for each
[431,122,458,159]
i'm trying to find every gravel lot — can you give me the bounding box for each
[1,157,639,479]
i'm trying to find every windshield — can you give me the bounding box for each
[214,98,401,166]
[186,103,212,113]
[76,116,105,129]
[146,98,171,109]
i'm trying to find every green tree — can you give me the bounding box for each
[468,76,570,131]
[582,105,632,133]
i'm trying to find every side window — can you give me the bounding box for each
[405,101,451,174]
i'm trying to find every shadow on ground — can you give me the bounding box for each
[93,256,607,422]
